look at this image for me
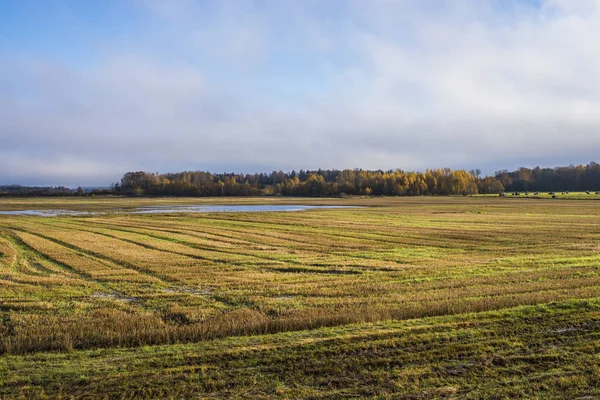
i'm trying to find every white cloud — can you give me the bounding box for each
[2,0,600,185]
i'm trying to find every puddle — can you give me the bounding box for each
[131,205,354,214]
[0,210,90,217]
[0,205,356,217]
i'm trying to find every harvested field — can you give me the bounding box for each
[0,196,599,397]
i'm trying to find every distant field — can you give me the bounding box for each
[475,191,600,200]
[1,196,599,398]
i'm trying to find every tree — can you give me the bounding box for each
[306,174,326,196]
[469,169,482,179]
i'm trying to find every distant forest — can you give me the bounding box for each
[495,162,600,192]
[2,162,600,197]
[0,185,75,197]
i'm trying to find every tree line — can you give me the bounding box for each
[0,185,75,197]
[115,168,498,197]
[496,162,600,192]
[3,162,600,197]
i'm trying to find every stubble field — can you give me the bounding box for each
[0,196,599,398]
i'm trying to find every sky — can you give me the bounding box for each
[2,0,600,186]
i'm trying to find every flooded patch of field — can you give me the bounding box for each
[132,205,354,214]
[0,205,356,217]
[0,209,89,217]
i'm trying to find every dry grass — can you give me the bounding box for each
[1,196,600,356]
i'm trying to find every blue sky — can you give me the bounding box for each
[1,0,600,186]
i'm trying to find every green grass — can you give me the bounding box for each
[1,196,600,397]
[475,191,600,200]
[1,300,599,399]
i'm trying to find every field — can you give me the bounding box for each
[476,191,600,200]
[0,196,599,398]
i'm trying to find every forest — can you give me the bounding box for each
[3,162,600,197]
[0,185,75,197]
[495,162,600,192]
[116,168,491,197]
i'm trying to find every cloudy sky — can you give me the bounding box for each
[2,0,600,186]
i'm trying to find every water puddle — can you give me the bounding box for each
[0,205,356,217]
[0,210,89,217]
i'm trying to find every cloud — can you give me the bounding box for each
[2,0,600,185]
